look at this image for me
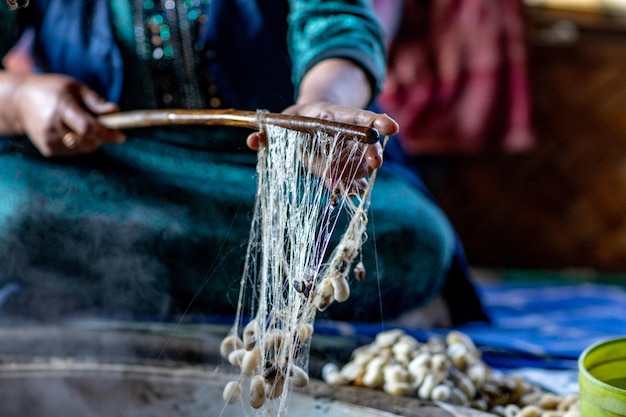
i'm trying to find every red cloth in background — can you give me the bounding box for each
[376,0,534,155]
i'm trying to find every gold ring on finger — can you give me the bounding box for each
[62,131,80,150]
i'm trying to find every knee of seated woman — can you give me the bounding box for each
[370,177,457,271]
[373,217,455,285]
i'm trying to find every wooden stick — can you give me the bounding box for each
[98,109,380,145]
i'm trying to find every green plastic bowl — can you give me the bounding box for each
[579,336,626,416]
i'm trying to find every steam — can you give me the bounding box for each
[0,204,173,320]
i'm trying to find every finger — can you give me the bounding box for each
[365,143,383,170]
[291,103,400,137]
[372,114,400,137]
[336,108,399,137]
[246,131,267,150]
[323,177,367,198]
[343,146,370,179]
[78,84,120,115]
[281,104,299,117]
[61,99,125,149]
[246,132,259,150]
[325,142,370,186]
[348,178,368,196]
[52,130,84,156]
[76,85,126,145]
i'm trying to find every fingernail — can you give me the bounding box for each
[366,146,383,169]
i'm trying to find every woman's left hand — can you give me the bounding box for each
[282,100,399,170]
[246,58,399,194]
[246,101,399,194]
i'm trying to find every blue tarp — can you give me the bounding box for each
[315,276,626,373]
[464,279,626,367]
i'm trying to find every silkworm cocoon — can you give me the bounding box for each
[481,383,503,403]
[340,239,358,259]
[362,356,386,388]
[292,278,307,294]
[409,352,432,372]
[471,398,489,411]
[330,276,350,303]
[222,381,242,404]
[353,261,366,282]
[379,347,393,362]
[249,375,266,409]
[448,387,469,406]
[383,363,409,385]
[466,362,489,388]
[322,363,346,385]
[538,394,563,410]
[417,373,438,400]
[227,349,246,366]
[374,329,404,348]
[290,365,309,388]
[491,405,505,417]
[458,380,476,402]
[430,353,449,374]
[447,342,470,370]
[541,412,566,417]
[264,331,283,354]
[392,340,414,365]
[425,336,447,354]
[451,370,476,400]
[265,375,285,400]
[339,361,365,383]
[558,395,579,411]
[241,346,262,375]
[314,281,334,311]
[518,378,534,394]
[504,404,521,417]
[398,334,420,350]
[352,350,376,367]
[263,362,280,381]
[335,259,349,273]
[516,405,543,417]
[446,330,478,356]
[350,344,376,360]
[220,335,244,359]
[383,381,411,396]
[243,319,260,351]
[430,384,451,401]
[298,323,314,342]
[520,391,544,407]
[562,411,580,417]
[407,364,428,388]
[510,376,529,401]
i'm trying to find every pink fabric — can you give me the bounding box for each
[376,0,534,155]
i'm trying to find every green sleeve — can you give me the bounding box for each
[287,0,387,105]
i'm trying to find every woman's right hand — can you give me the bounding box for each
[9,73,125,157]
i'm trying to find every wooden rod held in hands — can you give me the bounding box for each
[98,109,380,145]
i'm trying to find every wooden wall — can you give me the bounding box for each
[424,7,626,271]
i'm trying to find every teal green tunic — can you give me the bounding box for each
[0,0,457,322]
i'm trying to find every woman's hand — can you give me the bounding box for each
[7,73,125,157]
[298,101,398,194]
[282,100,399,170]
[246,101,399,194]
[246,58,399,194]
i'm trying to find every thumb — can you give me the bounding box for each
[78,85,119,115]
